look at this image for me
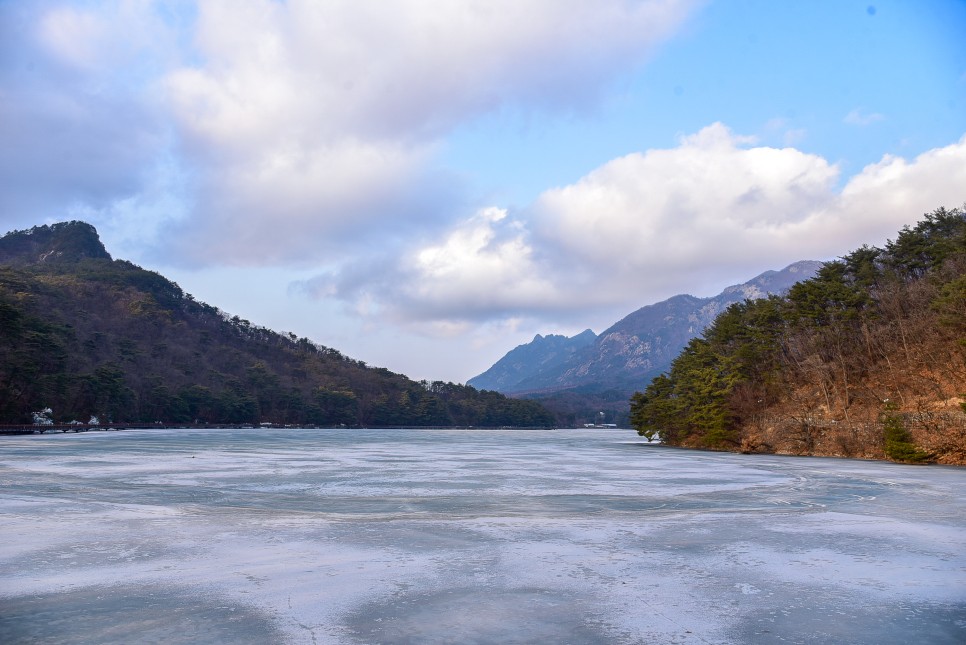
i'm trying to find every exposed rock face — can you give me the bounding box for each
[469,261,823,397]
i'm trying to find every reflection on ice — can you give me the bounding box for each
[1,428,964,644]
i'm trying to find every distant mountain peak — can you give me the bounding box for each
[0,221,112,265]
[469,261,821,397]
[468,328,597,392]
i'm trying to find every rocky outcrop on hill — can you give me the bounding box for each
[0,221,111,265]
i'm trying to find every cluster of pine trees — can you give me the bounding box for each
[630,207,966,463]
[0,222,555,428]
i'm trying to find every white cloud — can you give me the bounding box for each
[3,0,701,258]
[159,0,699,264]
[336,125,966,331]
[302,206,561,325]
[837,135,966,228]
[531,123,840,294]
[403,207,559,314]
[533,125,966,301]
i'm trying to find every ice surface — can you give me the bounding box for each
[1,428,964,644]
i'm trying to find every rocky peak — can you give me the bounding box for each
[0,221,112,266]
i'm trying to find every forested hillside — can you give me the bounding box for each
[0,222,555,428]
[630,207,966,464]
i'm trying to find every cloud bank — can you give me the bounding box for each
[1,0,699,263]
[317,124,966,328]
[161,0,697,263]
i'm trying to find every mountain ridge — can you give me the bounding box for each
[469,260,822,401]
[0,221,554,427]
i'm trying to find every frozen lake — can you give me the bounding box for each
[1,427,964,644]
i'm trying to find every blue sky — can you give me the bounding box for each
[2,0,965,383]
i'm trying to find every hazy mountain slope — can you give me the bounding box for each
[471,261,822,398]
[0,222,554,428]
[468,329,597,392]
